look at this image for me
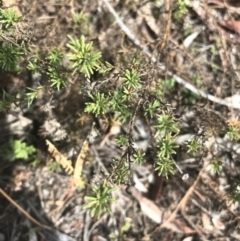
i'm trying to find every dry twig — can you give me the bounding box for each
[0,188,50,230]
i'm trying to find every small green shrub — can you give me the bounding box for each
[0,139,36,162]
[83,180,115,218]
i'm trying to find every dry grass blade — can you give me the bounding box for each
[46,140,74,175]
[227,119,240,129]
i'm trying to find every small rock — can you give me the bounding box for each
[48,177,55,185]
[42,188,50,198]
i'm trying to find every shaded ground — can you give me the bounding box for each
[1,0,240,241]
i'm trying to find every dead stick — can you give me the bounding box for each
[0,188,50,230]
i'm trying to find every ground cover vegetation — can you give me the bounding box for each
[1,0,240,240]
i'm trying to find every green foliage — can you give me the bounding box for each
[47,161,61,172]
[133,150,145,165]
[83,180,115,218]
[229,183,240,205]
[111,158,130,185]
[109,89,125,109]
[227,126,240,141]
[154,112,179,137]
[31,158,41,168]
[192,72,201,85]
[27,51,41,73]
[144,99,161,118]
[209,158,222,174]
[148,78,175,98]
[183,27,192,36]
[0,8,21,29]
[115,135,129,148]
[155,134,177,178]
[163,78,175,91]
[5,139,36,161]
[0,9,25,72]
[122,87,137,102]
[110,218,132,241]
[47,66,67,90]
[85,93,109,116]
[108,90,131,122]
[0,90,19,111]
[187,138,201,155]
[155,155,175,179]
[210,45,217,54]
[151,112,179,178]
[121,218,132,233]
[27,59,41,73]
[173,0,188,20]
[46,49,63,65]
[157,134,177,159]
[0,44,24,71]
[46,48,67,90]
[28,49,67,91]
[67,35,102,78]
[211,63,218,72]
[122,68,141,89]
[72,11,87,30]
[25,86,43,107]
[84,66,142,119]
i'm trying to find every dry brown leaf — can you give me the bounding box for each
[12,170,32,191]
[73,139,89,188]
[218,20,240,35]
[47,129,91,189]
[46,140,74,175]
[138,196,164,223]
[208,0,240,7]
[132,188,164,223]
[215,20,240,43]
